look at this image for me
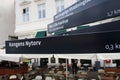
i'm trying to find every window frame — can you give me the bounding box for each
[23,7,29,22]
[55,0,64,13]
[38,3,46,19]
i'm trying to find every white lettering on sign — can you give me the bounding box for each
[9,42,25,48]
[105,43,120,51]
[49,19,68,32]
[107,9,120,17]
[25,41,41,47]
[55,0,92,21]
[8,41,41,48]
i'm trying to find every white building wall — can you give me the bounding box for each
[15,0,77,39]
[0,0,15,48]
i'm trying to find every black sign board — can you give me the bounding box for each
[57,20,120,36]
[54,0,107,21]
[6,31,120,54]
[48,0,120,33]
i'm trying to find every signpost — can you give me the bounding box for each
[5,0,120,54]
[48,0,120,33]
[58,20,120,36]
[54,0,107,21]
[6,31,120,54]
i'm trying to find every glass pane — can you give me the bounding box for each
[56,0,64,13]
[38,3,46,19]
[23,7,29,22]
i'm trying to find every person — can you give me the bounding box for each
[68,64,72,73]
[72,59,78,74]
[32,62,37,70]
[28,61,32,71]
[59,62,64,71]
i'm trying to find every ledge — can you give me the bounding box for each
[20,0,32,6]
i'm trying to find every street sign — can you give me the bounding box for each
[6,31,120,54]
[48,0,120,33]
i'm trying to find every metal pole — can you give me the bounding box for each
[66,58,68,80]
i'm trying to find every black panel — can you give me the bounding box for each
[58,20,120,36]
[80,59,91,64]
[48,0,120,33]
[54,0,107,21]
[5,31,120,54]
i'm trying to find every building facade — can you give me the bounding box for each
[0,0,15,48]
[15,0,78,39]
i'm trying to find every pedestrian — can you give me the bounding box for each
[72,59,78,74]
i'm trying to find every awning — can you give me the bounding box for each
[0,49,21,62]
[35,31,46,38]
[53,26,89,36]
[54,29,66,35]
[77,25,89,30]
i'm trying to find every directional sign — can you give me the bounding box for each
[6,31,120,54]
[48,0,120,33]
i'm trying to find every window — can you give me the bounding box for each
[23,7,29,22]
[59,58,68,63]
[80,59,91,67]
[38,3,46,19]
[55,0,64,13]
[40,58,48,68]
[113,59,120,67]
